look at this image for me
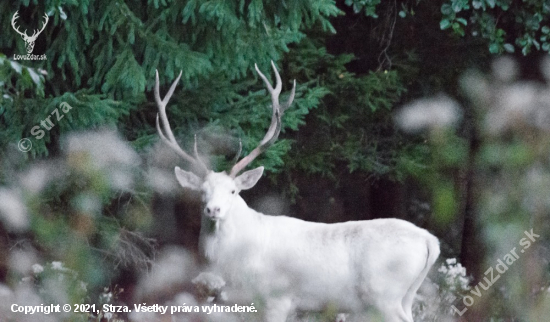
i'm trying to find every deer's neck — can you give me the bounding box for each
[199,198,263,263]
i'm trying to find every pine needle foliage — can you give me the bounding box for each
[0,0,341,170]
[282,37,425,185]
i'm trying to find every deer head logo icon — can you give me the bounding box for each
[11,11,49,54]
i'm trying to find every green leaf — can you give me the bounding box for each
[452,1,465,12]
[440,19,451,30]
[456,17,467,26]
[489,43,500,54]
[503,43,515,53]
[452,22,464,36]
[441,3,453,15]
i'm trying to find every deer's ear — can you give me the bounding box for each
[175,167,202,191]
[235,166,264,191]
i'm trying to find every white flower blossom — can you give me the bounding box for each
[32,264,44,274]
[51,261,64,271]
[396,94,462,133]
[0,188,29,232]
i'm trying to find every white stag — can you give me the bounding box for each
[154,63,440,322]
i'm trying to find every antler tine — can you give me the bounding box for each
[155,114,191,163]
[29,13,49,38]
[231,139,243,167]
[283,80,297,111]
[194,134,209,172]
[11,11,27,38]
[255,61,282,110]
[155,69,208,173]
[155,69,184,147]
[229,61,296,177]
[35,13,49,36]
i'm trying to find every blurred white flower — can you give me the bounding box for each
[492,56,518,82]
[522,165,550,212]
[44,273,70,307]
[63,129,141,190]
[460,70,491,107]
[487,82,550,134]
[100,291,113,303]
[415,258,472,321]
[486,82,538,134]
[19,161,69,195]
[135,246,196,299]
[193,272,226,301]
[19,164,52,194]
[64,130,140,168]
[172,292,197,307]
[396,94,462,133]
[72,192,101,216]
[9,250,37,275]
[110,169,135,191]
[51,261,65,271]
[32,264,44,274]
[193,272,226,290]
[438,259,471,293]
[146,167,179,195]
[0,188,29,232]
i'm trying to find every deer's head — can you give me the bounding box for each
[11,11,49,54]
[154,62,295,221]
[174,167,263,220]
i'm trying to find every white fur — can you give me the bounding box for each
[175,167,440,322]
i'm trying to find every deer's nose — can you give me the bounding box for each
[205,206,220,218]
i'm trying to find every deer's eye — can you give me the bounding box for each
[231,190,236,194]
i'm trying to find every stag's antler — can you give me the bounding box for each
[11,11,27,39]
[11,11,49,41]
[229,61,296,177]
[29,13,49,41]
[155,70,209,174]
